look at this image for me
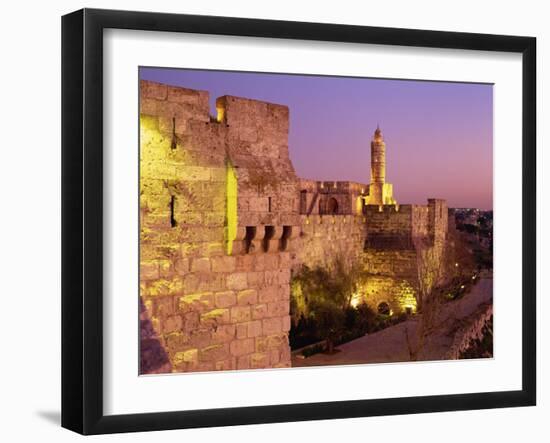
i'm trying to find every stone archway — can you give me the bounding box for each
[377,301,391,315]
[327,197,339,214]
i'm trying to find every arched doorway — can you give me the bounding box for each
[327,197,338,214]
[377,301,391,315]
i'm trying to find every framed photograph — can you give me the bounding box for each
[62,8,536,435]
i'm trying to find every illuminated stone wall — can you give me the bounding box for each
[360,200,449,314]
[293,214,367,270]
[298,179,367,216]
[140,80,295,374]
[139,80,451,373]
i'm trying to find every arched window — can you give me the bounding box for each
[377,302,391,315]
[327,197,339,215]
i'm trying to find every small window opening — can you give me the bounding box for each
[377,302,391,315]
[169,195,177,228]
[244,226,256,254]
[268,197,272,212]
[327,197,339,215]
[170,117,177,150]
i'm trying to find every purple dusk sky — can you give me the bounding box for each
[140,67,493,210]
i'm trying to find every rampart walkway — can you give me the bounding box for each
[292,278,493,367]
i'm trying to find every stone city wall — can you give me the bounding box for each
[140,80,293,374]
[293,214,367,271]
[359,200,449,313]
[139,80,452,373]
[298,179,367,216]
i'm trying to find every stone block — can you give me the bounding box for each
[255,336,268,353]
[231,306,251,323]
[236,323,248,339]
[179,292,214,312]
[235,255,254,272]
[250,352,269,369]
[182,273,200,293]
[158,260,174,278]
[154,296,175,317]
[270,349,281,365]
[264,271,279,285]
[189,329,213,349]
[141,81,168,100]
[174,258,189,275]
[212,324,236,343]
[191,362,216,372]
[197,273,226,292]
[200,308,231,326]
[252,303,268,320]
[279,284,291,301]
[247,271,264,287]
[142,277,184,298]
[237,289,258,306]
[236,355,250,370]
[141,261,159,280]
[259,286,279,303]
[267,333,286,349]
[245,320,263,338]
[263,317,282,335]
[215,358,235,371]
[282,315,291,332]
[230,338,255,357]
[199,344,229,362]
[227,273,248,290]
[200,242,225,257]
[253,255,265,271]
[264,254,279,270]
[183,311,200,332]
[140,98,162,116]
[211,256,236,273]
[267,301,288,317]
[277,269,291,285]
[164,332,189,352]
[191,257,211,273]
[173,348,198,365]
[215,291,237,308]
[167,85,206,105]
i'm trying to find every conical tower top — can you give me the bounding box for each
[374,124,383,142]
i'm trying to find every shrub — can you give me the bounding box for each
[290,258,370,353]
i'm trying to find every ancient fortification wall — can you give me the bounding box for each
[140,80,294,374]
[293,215,367,270]
[360,200,448,314]
[140,80,451,373]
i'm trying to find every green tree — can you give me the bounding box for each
[291,257,366,353]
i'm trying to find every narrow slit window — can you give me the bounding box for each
[268,197,272,212]
[170,117,177,150]
[244,226,256,254]
[169,195,177,228]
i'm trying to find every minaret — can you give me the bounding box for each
[371,124,386,185]
[367,125,395,206]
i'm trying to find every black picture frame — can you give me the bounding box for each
[61,8,536,435]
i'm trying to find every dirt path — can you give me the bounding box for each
[292,278,493,368]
